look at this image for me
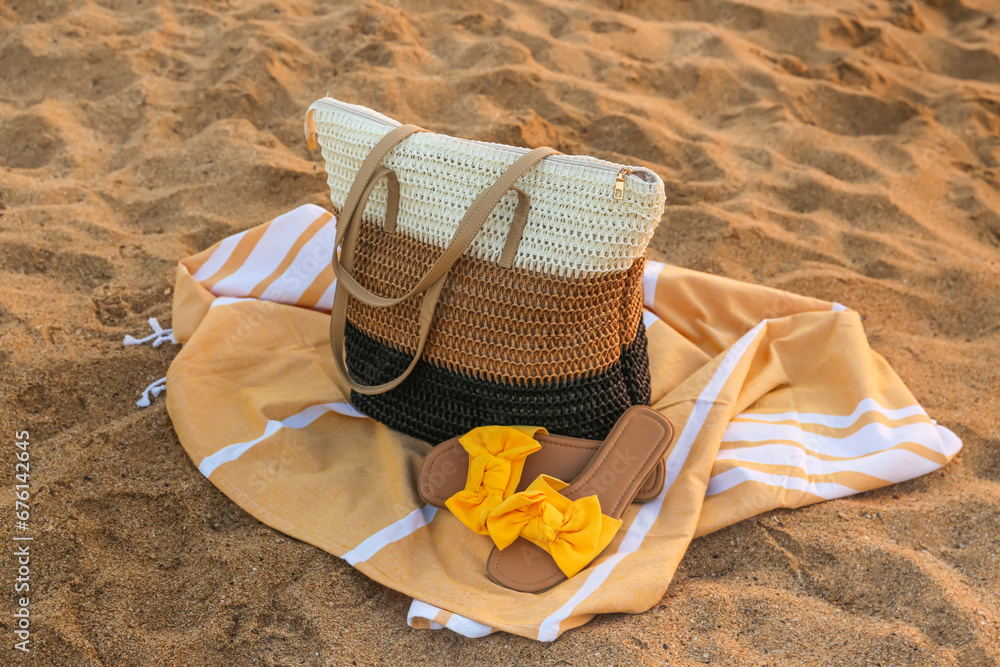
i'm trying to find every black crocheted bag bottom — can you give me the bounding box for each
[342,321,652,444]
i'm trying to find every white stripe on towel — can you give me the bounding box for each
[192,230,247,282]
[406,600,493,639]
[714,444,946,485]
[407,600,446,630]
[643,310,660,329]
[210,208,321,298]
[314,278,339,312]
[722,420,957,459]
[706,467,858,499]
[729,398,928,429]
[406,600,494,638]
[445,611,493,638]
[536,320,766,641]
[198,402,366,477]
[209,297,255,309]
[642,260,664,309]
[343,505,437,566]
[259,220,337,305]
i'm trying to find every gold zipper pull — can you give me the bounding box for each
[305,108,318,150]
[613,167,632,200]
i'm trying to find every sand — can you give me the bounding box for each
[1,0,998,664]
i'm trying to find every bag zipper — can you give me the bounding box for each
[305,98,656,200]
[613,168,632,200]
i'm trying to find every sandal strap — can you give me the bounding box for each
[486,406,675,592]
[444,425,546,535]
[486,475,622,579]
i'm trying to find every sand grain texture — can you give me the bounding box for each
[1,0,998,664]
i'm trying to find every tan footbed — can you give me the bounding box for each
[418,430,666,508]
[486,406,674,593]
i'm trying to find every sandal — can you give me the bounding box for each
[418,425,666,524]
[485,406,674,592]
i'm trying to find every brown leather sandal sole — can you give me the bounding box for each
[418,429,666,508]
[486,406,674,593]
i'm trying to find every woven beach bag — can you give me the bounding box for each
[305,97,666,443]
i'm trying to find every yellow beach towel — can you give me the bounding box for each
[165,204,961,640]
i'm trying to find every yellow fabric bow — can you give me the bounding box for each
[445,425,545,535]
[485,475,622,578]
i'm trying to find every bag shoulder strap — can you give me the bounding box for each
[332,140,558,307]
[329,127,558,395]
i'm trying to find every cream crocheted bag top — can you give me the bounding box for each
[305,97,665,280]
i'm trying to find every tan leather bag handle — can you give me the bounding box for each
[329,125,559,394]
